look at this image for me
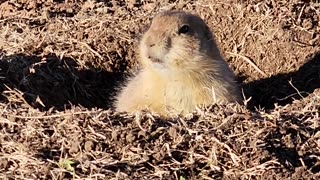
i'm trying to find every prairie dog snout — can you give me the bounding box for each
[115,11,242,115]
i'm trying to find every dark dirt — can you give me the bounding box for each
[0,0,319,179]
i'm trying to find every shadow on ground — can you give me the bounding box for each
[0,51,319,111]
[243,51,320,109]
[0,53,125,110]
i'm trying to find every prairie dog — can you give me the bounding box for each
[115,11,242,115]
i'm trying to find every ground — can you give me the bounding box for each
[0,0,319,179]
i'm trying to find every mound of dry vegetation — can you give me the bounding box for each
[0,0,319,179]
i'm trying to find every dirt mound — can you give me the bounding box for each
[0,0,319,179]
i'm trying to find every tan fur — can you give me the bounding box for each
[115,11,242,115]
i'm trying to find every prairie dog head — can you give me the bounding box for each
[139,11,221,73]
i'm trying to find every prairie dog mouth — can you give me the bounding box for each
[147,55,167,70]
[148,56,163,63]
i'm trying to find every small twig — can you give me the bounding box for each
[297,4,306,24]
[3,85,33,109]
[134,113,148,131]
[72,39,104,60]
[288,79,304,99]
[211,86,217,103]
[227,51,267,77]
[88,125,107,139]
[241,88,251,106]
[212,136,240,166]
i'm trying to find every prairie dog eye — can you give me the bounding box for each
[178,25,190,34]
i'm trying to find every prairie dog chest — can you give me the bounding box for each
[164,77,210,112]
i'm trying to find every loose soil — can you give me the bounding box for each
[0,0,319,179]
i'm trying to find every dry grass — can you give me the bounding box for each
[0,0,319,179]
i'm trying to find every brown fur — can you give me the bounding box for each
[115,11,242,115]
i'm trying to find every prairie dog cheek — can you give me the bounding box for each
[139,42,152,66]
[166,44,194,68]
